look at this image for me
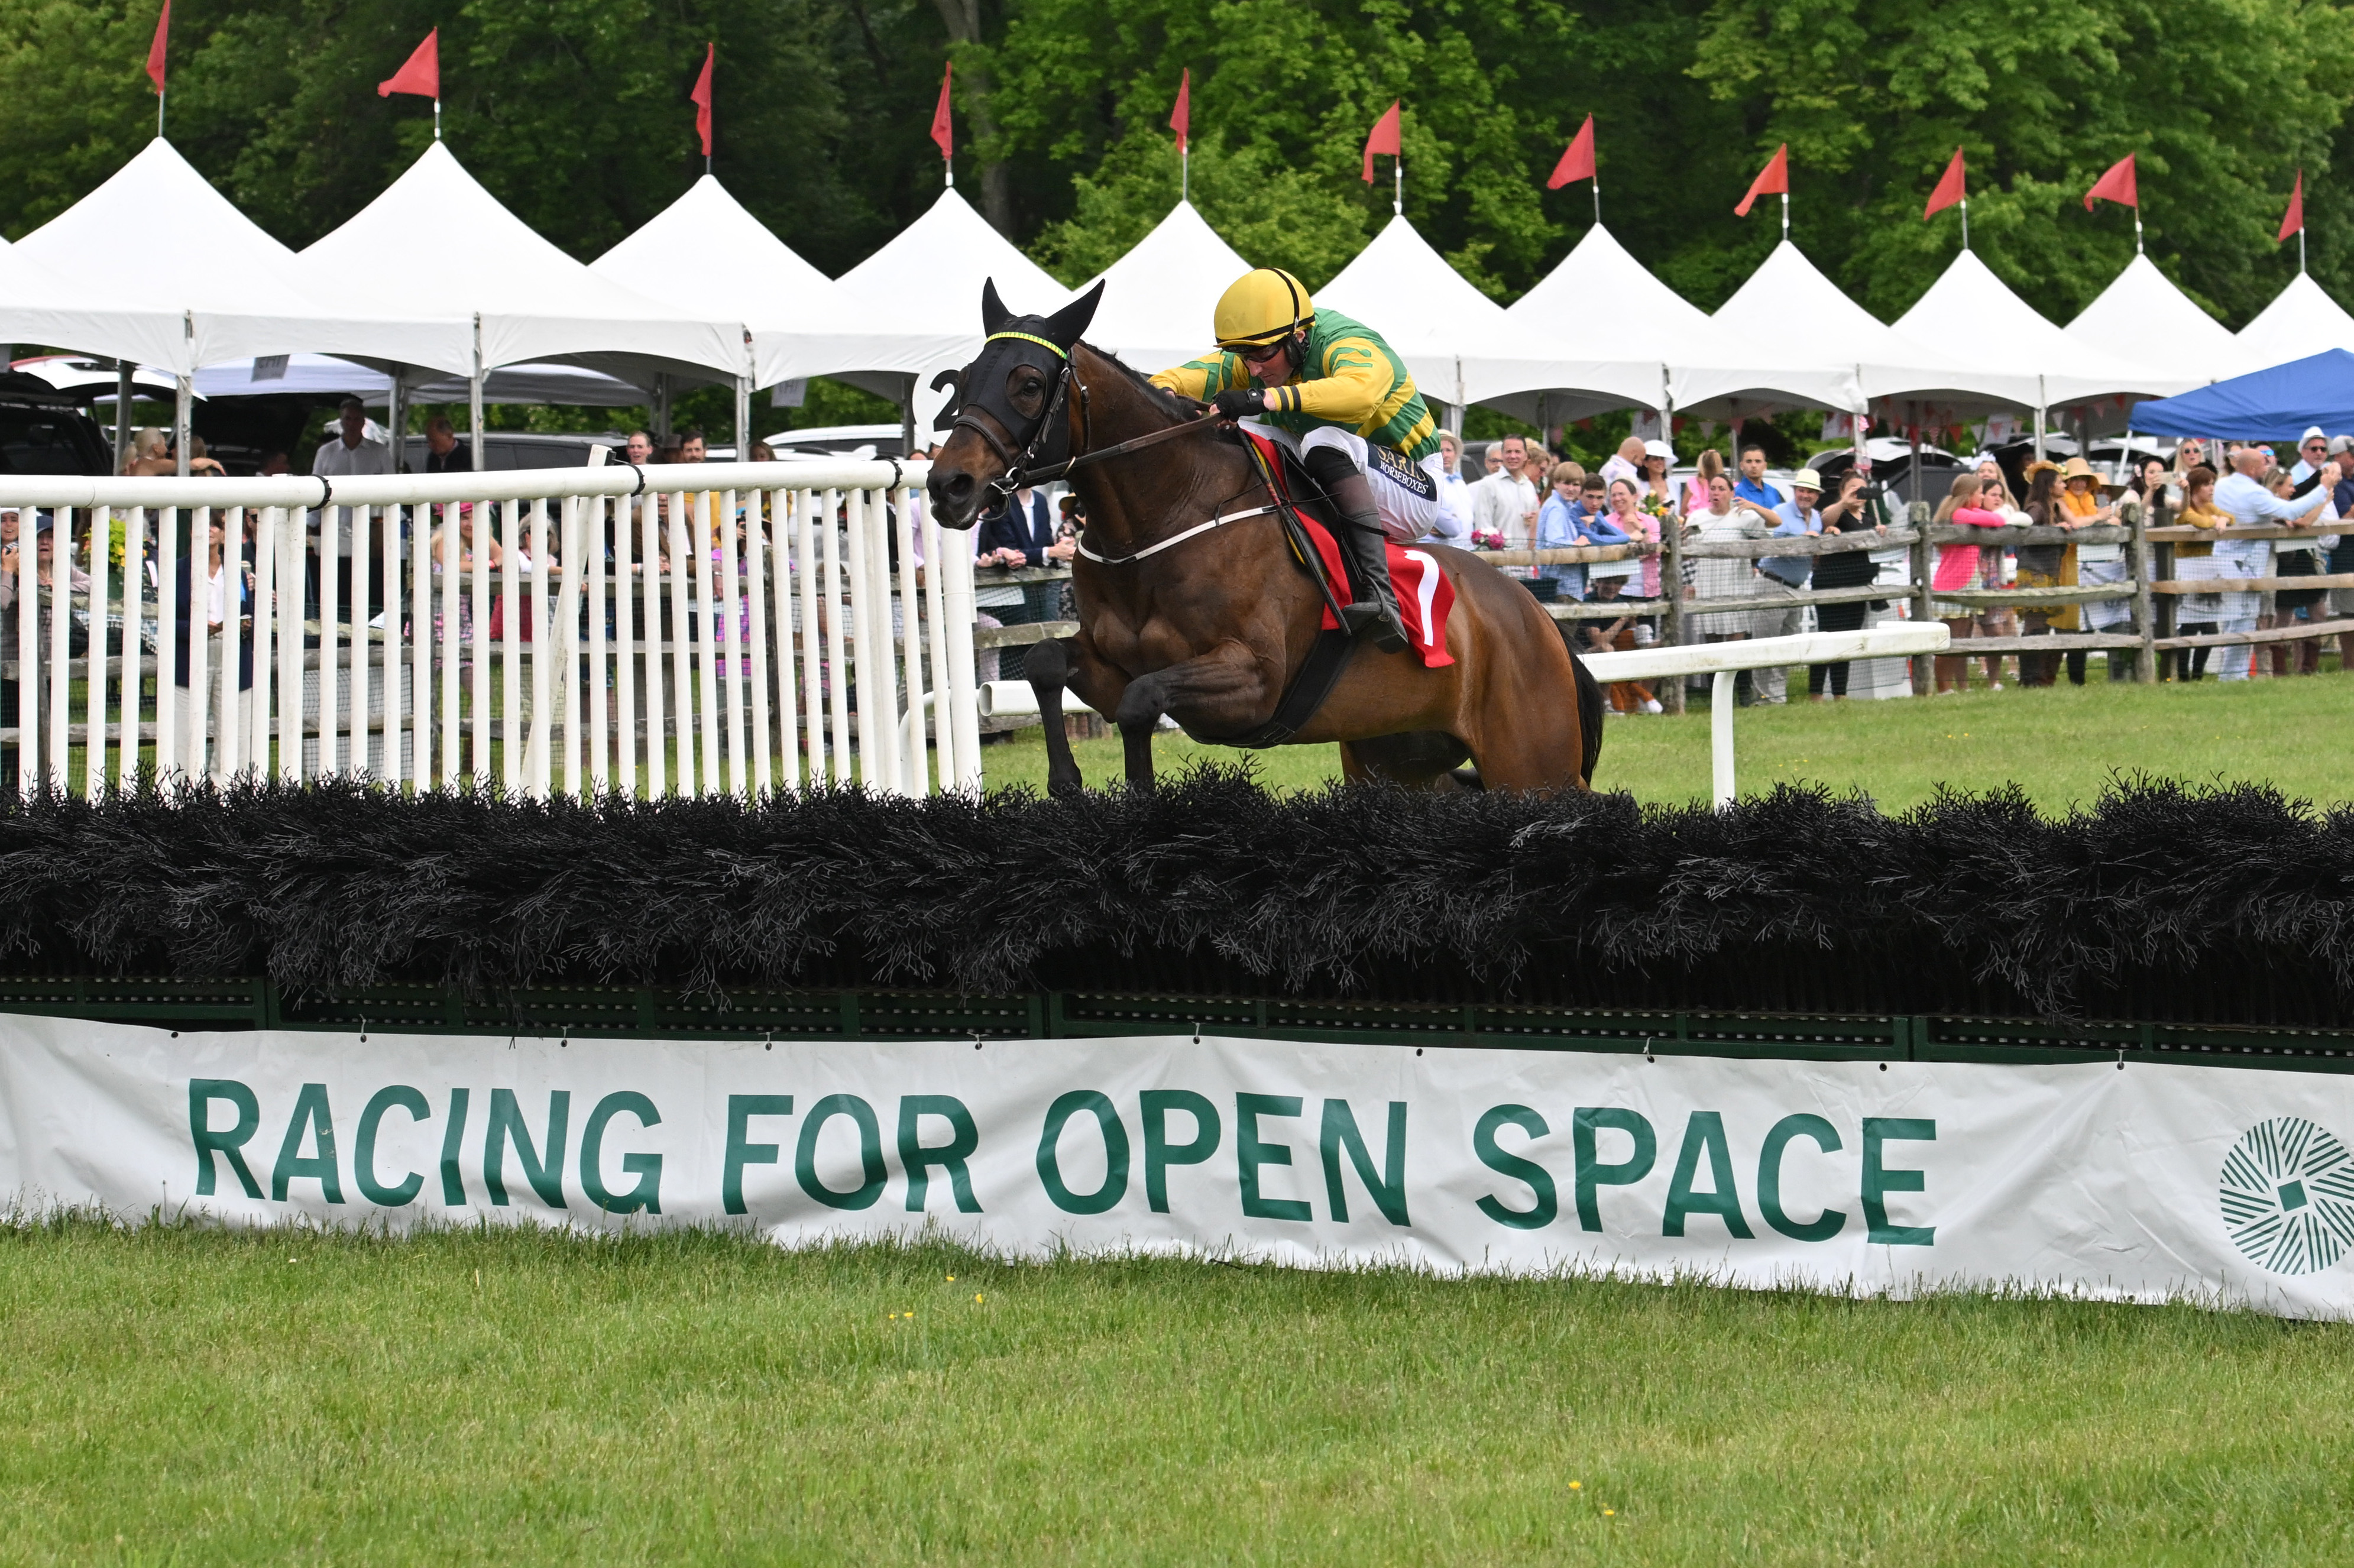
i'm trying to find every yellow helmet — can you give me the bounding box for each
[1213,268,1313,352]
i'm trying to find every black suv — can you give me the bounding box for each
[0,372,112,475]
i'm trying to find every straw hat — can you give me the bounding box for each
[2058,456,2120,491]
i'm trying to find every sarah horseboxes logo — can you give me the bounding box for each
[2220,1117,2354,1275]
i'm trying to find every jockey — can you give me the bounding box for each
[1151,267,1443,652]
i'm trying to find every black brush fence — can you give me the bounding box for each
[0,769,2350,1065]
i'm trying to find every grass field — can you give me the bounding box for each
[4,1223,2349,1566]
[976,668,2354,812]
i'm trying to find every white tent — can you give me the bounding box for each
[189,353,644,406]
[7,138,458,375]
[298,140,742,387]
[1487,223,1854,425]
[591,174,955,392]
[1688,241,2039,422]
[2068,254,2243,388]
[834,187,1070,435]
[1316,213,1537,416]
[2235,271,2354,372]
[1079,200,1249,375]
[1893,249,2181,409]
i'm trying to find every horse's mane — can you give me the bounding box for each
[1079,341,1216,427]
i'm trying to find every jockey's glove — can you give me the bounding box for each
[1212,388,1265,422]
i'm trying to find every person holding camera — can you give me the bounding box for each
[1806,465,1892,699]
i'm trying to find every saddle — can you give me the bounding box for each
[1186,432,1454,749]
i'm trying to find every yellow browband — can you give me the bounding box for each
[985,330,1069,359]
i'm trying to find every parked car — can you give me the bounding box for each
[399,431,628,471]
[0,372,115,475]
[760,423,909,461]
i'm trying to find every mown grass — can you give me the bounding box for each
[979,668,2354,812]
[2,1223,2350,1565]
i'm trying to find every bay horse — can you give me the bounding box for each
[925,281,1601,795]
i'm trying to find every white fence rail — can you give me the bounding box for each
[0,459,975,800]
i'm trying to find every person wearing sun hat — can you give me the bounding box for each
[2013,457,2078,685]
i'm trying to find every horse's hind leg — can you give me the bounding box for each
[1025,638,1084,797]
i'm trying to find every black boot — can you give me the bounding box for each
[1301,446,1410,653]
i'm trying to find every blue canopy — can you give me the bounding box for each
[2130,348,2354,438]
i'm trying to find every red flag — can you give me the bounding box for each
[2083,152,2136,212]
[1170,69,1189,155]
[930,61,954,162]
[1548,114,1595,190]
[1924,146,1966,218]
[145,0,169,94]
[690,43,714,157]
[1734,144,1788,217]
[378,29,439,99]
[1362,101,1400,183]
[2279,170,2305,243]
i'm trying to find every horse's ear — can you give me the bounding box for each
[1041,281,1105,349]
[980,278,1011,335]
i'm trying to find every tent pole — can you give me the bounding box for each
[387,374,406,473]
[655,375,671,442]
[469,315,486,473]
[901,380,916,458]
[174,375,191,478]
[113,362,132,474]
[736,373,752,462]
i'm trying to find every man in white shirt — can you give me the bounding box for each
[1598,436,1644,488]
[1469,434,1540,576]
[310,397,392,624]
[2213,446,2329,680]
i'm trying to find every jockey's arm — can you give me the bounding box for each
[1150,354,1250,403]
[1270,335,1393,426]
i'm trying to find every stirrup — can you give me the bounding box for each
[1342,602,1410,653]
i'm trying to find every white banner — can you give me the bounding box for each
[4,1015,2352,1315]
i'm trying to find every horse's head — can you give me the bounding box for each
[925,278,1104,529]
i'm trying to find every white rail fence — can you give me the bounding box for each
[0,459,978,800]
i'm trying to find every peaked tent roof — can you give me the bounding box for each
[10,138,458,374]
[1893,249,2183,405]
[2068,254,2243,388]
[0,241,187,374]
[1316,213,1549,411]
[2129,348,2354,439]
[591,174,956,389]
[834,187,1070,428]
[1490,222,1852,421]
[2235,271,2354,372]
[298,140,741,384]
[1079,201,1249,375]
[1691,241,2037,420]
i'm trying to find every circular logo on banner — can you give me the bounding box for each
[2220,1117,2354,1275]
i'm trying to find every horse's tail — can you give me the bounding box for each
[1557,626,1606,787]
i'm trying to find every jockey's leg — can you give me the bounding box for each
[1299,429,1411,653]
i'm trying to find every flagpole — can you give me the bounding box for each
[1960,196,1968,251]
[157,90,165,140]
[433,96,441,142]
[2134,210,2143,255]
[1592,171,1599,225]
[1394,156,1402,217]
[1780,189,1789,241]
[2301,226,2307,274]
[1181,146,1189,203]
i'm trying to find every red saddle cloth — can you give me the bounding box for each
[1245,430,1456,669]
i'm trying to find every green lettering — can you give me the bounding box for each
[483,1088,569,1209]
[188,1078,263,1199]
[1140,1089,1220,1213]
[439,1087,471,1206]
[1319,1099,1408,1226]
[1663,1111,1753,1238]
[1862,1117,1935,1245]
[899,1094,982,1213]
[1757,1113,1846,1242]
[579,1091,663,1215]
[1236,1093,1310,1222]
[354,1085,430,1207]
[1474,1104,1556,1230]
[722,1094,794,1216]
[1572,1107,1656,1232]
[1036,1090,1128,1214]
[796,1093,885,1210]
[270,1082,344,1204]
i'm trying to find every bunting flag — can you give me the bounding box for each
[2279,170,2305,243]
[377,29,439,99]
[690,43,714,158]
[145,0,170,94]
[1362,101,1401,183]
[1548,114,1595,190]
[2084,153,2137,212]
[1169,68,1189,154]
[1925,147,1966,218]
[1734,144,1788,218]
[930,62,954,162]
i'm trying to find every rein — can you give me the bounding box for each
[1021,412,1224,486]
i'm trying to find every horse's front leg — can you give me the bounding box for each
[1028,632,1130,796]
[1108,640,1271,793]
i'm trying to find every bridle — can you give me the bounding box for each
[941,327,1226,513]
